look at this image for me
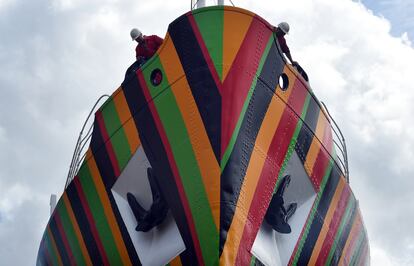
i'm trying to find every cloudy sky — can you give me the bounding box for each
[0,0,413,265]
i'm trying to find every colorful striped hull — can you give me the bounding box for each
[37,6,369,266]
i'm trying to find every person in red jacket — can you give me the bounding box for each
[273,22,297,66]
[125,28,164,80]
[130,28,163,64]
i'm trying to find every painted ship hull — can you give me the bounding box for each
[37,6,369,266]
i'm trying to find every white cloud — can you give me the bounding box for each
[0,183,31,220]
[0,0,413,265]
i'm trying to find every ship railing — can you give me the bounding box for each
[274,35,350,183]
[64,94,110,189]
[320,102,349,183]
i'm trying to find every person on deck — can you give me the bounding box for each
[130,28,163,65]
[125,28,164,79]
[273,22,298,66]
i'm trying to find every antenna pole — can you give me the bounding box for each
[197,0,205,8]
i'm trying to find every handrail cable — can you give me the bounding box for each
[64,94,110,189]
[321,101,349,183]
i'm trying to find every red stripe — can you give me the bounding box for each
[310,147,331,190]
[95,111,121,177]
[187,14,222,95]
[287,79,309,114]
[322,118,333,153]
[315,186,351,265]
[311,116,334,190]
[235,79,306,264]
[221,18,272,156]
[54,214,75,265]
[43,240,53,265]
[136,71,204,265]
[74,178,110,265]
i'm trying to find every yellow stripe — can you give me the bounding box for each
[159,33,221,230]
[63,193,93,266]
[113,88,141,154]
[220,94,286,265]
[47,227,63,266]
[308,177,346,265]
[86,151,132,266]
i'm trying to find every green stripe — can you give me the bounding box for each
[57,201,86,266]
[221,36,274,171]
[325,196,356,265]
[292,159,334,265]
[110,128,132,170]
[193,6,224,80]
[250,256,256,266]
[77,164,123,265]
[274,93,311,191]
[45,230,60,266]
[349,232,366,265]
[101,99,132,171]
[143,57,218,265]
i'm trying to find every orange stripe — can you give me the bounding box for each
[304,112,325,176]
[275,66,296,104]
[222,8,253,81]
[338,214,362,265]
[159,33,221,229]
[63,193,93,266]
[308,177,346,265]
[169,255,182,266]
[113,88,141,154]
[220,94,286,265]
[314,112,327,140]
[47,227,63,266]
[85,151,132,266]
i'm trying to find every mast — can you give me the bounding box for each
[197,0,206,8]
[193,0,225,9]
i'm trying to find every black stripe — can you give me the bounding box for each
[303,96,320,134]
[122,73,148,117]
[219,42,284,254]
[297,165,341,264]
[49,216,70,265]
[90,122,117,189]
[169,14,221,162]
[66,183,103,264]
[106,187,141,265]
[330,197,357,266]
[90,116,104,153]
[254,256,266,266]
[39,237,50,266]
[295,126,314,164]
[295,98,320,164]
[123,73,198,264]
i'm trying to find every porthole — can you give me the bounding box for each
[279,73,289,91]
[150,69,163,86]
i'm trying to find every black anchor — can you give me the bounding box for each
[127,167,169,232]
[265,175,297,234]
